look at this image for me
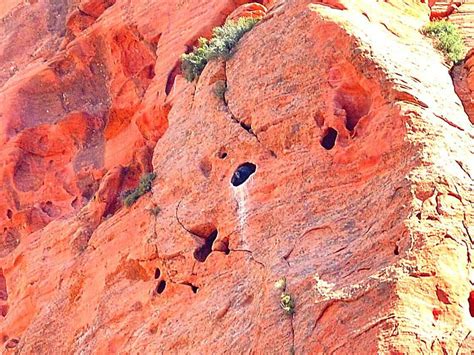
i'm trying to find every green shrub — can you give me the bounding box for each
[181,17,260,82]
[274,277,295,315]
[280,293,295,315]
[422,21,466,63]
[123,172,156,207]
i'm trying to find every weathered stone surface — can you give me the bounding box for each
[0,0,473,353]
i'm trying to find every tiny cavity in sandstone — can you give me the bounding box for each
[217,147,228,159]
[321,128,338,150]
[213,238,230,255]
[156,280,166,294]
[394,245,400,255]
[154,268,161,279]
[240,121,252,133]
[231,163,256,186]
[183,282,199,294]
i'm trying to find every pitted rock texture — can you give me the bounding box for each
[0,0,473,353]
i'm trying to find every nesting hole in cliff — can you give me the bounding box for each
[154,268,161,279]
[468,291,474,317]
[6,210,12,219]
[231,163,256,187]
[156,280,166,294]
[321,128,338,150]
[193,229,218,262]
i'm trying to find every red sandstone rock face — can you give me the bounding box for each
[0,0,473,353]
[453,49,474,124]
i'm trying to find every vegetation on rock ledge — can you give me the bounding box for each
[422,21,466,63]
[122,172,156,207]
[274,277,295,315]
[181,17,260,82]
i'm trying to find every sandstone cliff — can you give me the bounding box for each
[0,0,473,353]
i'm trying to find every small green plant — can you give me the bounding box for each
[274,277,295,315]
[181,17,260,82]
[122,172,156,207]
[422,21,466,63]
[280,293,295,315]
[213,80,227,100]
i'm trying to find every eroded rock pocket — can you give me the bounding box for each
[231,163,256,186]
[194,229,218,262]
[156,280,166,294]
[321,128,338,150]
[334,85,371,132]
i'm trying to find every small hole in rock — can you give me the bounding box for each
[231,163,256,187]
[321,128,338,150]
[194,229,218,262]
[468,291,474,317]
[156,280,166,294]
[223,240,230,255]
[214,238,230,255]
[394,245,399,255]
[181,282,200,293]
[6,210,12,219]
[217,149,228,159]
[154,268,161,279]
[240,121,252,133]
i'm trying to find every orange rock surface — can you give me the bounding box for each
[0,0,473,353]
